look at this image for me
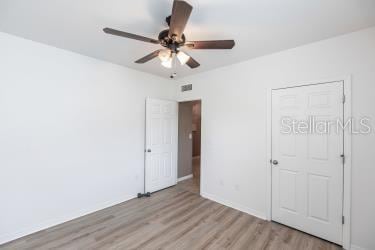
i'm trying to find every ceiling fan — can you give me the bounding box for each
[103,0,235,70]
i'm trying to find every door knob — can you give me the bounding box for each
[147,149,151,153]
[272,160,278,165]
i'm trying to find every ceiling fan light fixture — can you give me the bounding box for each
[177,51,190,65]
[103,0,235,71]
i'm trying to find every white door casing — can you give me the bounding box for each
[271,82,344,245]
[145,98,178,193]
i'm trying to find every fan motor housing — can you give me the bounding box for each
[158,29,186,53]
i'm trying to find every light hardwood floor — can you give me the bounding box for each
[1,179,341,250]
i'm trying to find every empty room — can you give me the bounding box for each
[0,0,375,249]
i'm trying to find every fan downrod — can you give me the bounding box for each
[166,15,172,26]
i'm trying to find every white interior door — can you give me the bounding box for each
[271,82,344,244]
[145,98,178,193]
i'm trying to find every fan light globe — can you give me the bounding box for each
[161,57,172,68]
[158,49,172,62]
[177,51,190,65]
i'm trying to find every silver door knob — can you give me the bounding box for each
[272,160,278,165]
[147,149,151,153]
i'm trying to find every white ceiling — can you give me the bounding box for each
[1,0,375,79]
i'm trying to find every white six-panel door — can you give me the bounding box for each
[145,98,178,193]
[271,82,344,244]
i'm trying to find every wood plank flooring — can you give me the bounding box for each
[0,179,341,250]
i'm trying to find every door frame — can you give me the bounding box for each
[177,98,203,196]
[266,76,352,249]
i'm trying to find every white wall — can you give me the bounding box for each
[177,27,375,250]
[0,32,175,244]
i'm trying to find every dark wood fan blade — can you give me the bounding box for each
[168,0,193,42]
[185,40,235,49]
[103,28,159,44]
[135,50,161,64]
[186,56,200,69]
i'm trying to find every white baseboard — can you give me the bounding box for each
[178,174,193,182]
[350,244,367,250]
[0,194,136,245]
[201,191,266,220]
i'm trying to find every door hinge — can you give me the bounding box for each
[342,216,345,224]
[342,94,346,103]
[340,154,345,164]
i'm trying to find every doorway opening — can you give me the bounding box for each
[177,100,201,194]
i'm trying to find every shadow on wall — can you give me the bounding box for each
[178,100,201,179]
[192,101,201,158]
